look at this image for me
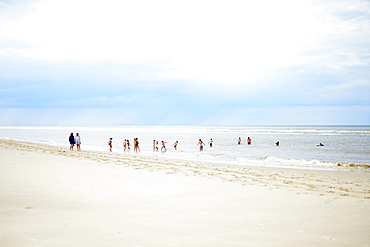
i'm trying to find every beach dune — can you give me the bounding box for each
[0,140,369,246]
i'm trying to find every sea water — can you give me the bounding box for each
[1,126,369,172]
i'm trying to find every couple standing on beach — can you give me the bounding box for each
[69,133,81,151]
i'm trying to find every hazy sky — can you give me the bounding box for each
[1,0,369,126]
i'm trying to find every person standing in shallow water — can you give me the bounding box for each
[197,139,205,151]
[238,137,242,145]
[161,141,167,152]
[134,138,140,153]
[247,137,252,145]
[126,139,131,151]
[69,133,75,151]
[75,133,81,151]
[208,138,213,147]
[173,141,179,150]
[123,139,127,152]
[108,138,113,152]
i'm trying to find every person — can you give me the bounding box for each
[161,141,167,152]
[197,139,205,151]
[123,139,127,152]
[69,133,75,151]
[208,138,213,147]
[108,138,113,152]
[275,141,280,146]
[134,138,140,153]
[153,140,156,151]
[75,133,81,151]
[238,137,242,145]
[155,141,159,152]
[173,141,179,150]
[126,140,131,151]
[247,137,252,145]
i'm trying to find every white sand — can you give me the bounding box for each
[0,139,369,247]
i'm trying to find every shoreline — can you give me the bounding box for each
[1,139,369,199]
[2,133,370,171]
[1,139,370,246]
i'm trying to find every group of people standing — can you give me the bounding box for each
[110,137,256,152]
[152,140,178,152]
[69,134,261,153]
[109,138,180,153]
[68,133,322,154]
[110,138,140,153]
[69,133,81,151]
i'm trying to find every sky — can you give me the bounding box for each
[0,0,369,126]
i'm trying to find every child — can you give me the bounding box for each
[126,140,130,151]
[108,138,113,152]
[208,138,213,147]
[173,141,179,150]
[161,141,167,152]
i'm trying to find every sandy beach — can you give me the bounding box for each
[0,139,369,246]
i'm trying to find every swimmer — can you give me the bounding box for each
[276,141,279,146]
[173,141,179,150]
[238,137,242,145]
[134,138,140,153]
[208,138,213,147]
[108,138,113,152]
[247,137,252,145]
[197,139,205,151]
[317,143,324,146]
[123,139,127,152]
[126,139,130,151]
[161,141,167,152]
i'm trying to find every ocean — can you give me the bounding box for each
[1,125,369,172]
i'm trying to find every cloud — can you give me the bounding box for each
[0,0,369,125]
[0,0,344,83]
